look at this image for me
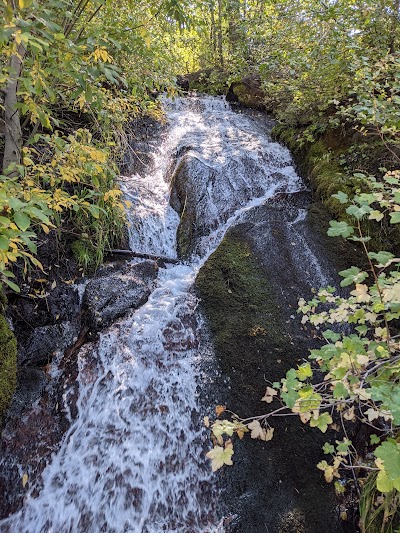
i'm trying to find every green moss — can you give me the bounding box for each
[195,229,286,408]
[0,311,17,422]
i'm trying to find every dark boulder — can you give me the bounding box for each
[176,69,229,95]
[20,321,80,367]
[82,260,158,336]
[226,73,265,110]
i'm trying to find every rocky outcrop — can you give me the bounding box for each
[82,260,158,336]
[226,73,265,109]
[176,69,229,95]
[195,195,348,533]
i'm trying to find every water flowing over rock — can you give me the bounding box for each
[0,96,348,533]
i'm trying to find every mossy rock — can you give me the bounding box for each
[0,313,17,422]
[195,229,286,414]
[273,126,400,254]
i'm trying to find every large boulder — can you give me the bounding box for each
[82,260,158,335]
[176,69,229,95]
[226,73,265,109]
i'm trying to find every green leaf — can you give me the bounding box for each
[376,469,397,492]
[368,251,395,267]
[333,382,349,399]
[310,412,332,433]
[370,434,380,445]
[88,204,100,219]
[332,191,348,204]
[327,220,354,238]
[2,277,20,292]
[336,438,351,454]
[14,211,31,231]
[375,440,400,479]
[338,266,368,287]
[390,212,400,224]
[346,204,371,220]
[296,363,313,381]
[0,236,9,250]
[9,198,25,210]
[322,330,341,342]
[323,442,335,454]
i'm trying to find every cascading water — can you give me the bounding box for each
[0,96,316,533]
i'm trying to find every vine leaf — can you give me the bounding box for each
[261,387,278,403]
[206,442,234,472]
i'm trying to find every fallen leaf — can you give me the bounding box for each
[22,473,28,488]
[203,416,210,428]
[343,406,355,421]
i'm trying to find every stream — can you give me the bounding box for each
[0,96,338,532]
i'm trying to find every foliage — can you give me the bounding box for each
[0,0,194,288]
[0,311,17,421]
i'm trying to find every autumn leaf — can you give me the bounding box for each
[206,442,234,472]
[261,386,278,403]
[350,284,370,303]
[247,420,274,441]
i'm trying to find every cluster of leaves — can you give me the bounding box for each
[206,169,400,529]
[0,0,195,287]
[0,129,129,288]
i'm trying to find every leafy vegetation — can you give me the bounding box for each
[1,0,400,528]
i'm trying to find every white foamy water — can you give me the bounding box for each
[0,96,306,533]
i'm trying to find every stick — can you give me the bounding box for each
[108,249,180,264]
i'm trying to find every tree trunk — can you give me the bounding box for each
[3,42,26,173]
[217,0,224,69]
[210,1,217,53]
[389,0,399,53]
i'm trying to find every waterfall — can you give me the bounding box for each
[0,96,320,533]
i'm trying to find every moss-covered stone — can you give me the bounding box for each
[0,310,17,422]
[195,228,286,413]
[272,125,400,254]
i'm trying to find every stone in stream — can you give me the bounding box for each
[169,152,266,258]
[226,73,266,110]
[82,259,159,336]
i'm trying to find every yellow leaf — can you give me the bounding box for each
[206,442,234,472]
[22,473,28,487]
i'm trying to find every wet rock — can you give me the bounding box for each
[82,260,158,335]
[195,201,345,532]
[20,321,80,367]
[170,152,266,258]
[6,367,47,419]
[226,73,265,110]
